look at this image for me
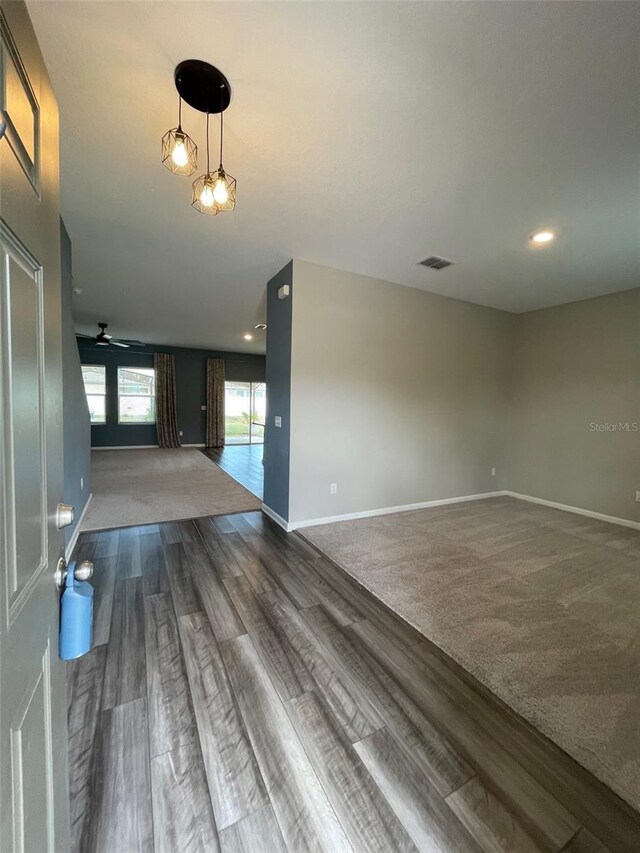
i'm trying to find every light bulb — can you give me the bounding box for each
[213,176,229,204]
[171,137,188,167]
[200,183,215,207]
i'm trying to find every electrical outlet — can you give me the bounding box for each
[330,483,337,495]
[80,477,84,490]
[275,416,282,428]
[491,467,496,477]
[636,489,640,503]
[179,430,183,437]
[201,405,207,411]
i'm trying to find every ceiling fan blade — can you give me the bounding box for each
[110,340,130,348]
[117,340,145,346]
[76,333,95,339]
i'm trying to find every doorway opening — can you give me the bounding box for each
[224,381,266,445]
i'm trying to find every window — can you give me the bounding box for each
[81,365,106,424]
[224,381,266,444]
[118,367,155,424]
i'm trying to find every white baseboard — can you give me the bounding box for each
[91,444,159,450]
[65,493,93,561]
[91,444,205,450]
[504,491,640,531]
[265,490,640,534]
[263,491,507,533]
[261,503,292,531]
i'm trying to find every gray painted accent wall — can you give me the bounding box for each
[77,340,265,447]
[263,262,293,520]
[61,220,91,545]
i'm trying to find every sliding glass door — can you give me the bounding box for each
[250,382,266,443]
[225,381,266,445]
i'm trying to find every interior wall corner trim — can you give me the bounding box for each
[261,503,292,532]
[503,491,640,531]
[287,491,509,531]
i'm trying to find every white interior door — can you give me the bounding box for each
[0,2,70,850]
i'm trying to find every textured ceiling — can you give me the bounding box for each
[27,1,640,352]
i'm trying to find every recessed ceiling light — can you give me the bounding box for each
[244,333,253,341]
[254,323,267,330]
[530,230,555,245]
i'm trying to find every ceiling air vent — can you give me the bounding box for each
[418,255,455,271]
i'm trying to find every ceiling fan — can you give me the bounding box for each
[77,323,145,349]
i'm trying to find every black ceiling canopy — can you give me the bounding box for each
[174,60,232,114]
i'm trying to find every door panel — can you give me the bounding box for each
[10,644,55,853]
[0,4,40,190]
[0,2,69,851]
[2,232,47,611]
[4,34,36,163]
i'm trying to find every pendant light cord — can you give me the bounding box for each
[206,112,210,173]
[178,94,182,130]
[219,104,224,170]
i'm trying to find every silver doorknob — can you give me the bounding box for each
[56,503,75,529]
[54,557,68,589]
[74,560,93,581]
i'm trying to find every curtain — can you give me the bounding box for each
[154,352,181,448]
[206,357,225,448]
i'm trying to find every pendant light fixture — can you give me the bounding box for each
[161,95,198,176]
[163,59,236,215]
[211,104,236,212]
[192,107,236,215]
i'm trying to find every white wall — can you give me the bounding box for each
[262,263,638,528]
[508,288,640,523]
[288,261,513,524]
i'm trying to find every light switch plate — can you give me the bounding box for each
[275,416,282,428]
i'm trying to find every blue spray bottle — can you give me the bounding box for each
[59,560,94,660]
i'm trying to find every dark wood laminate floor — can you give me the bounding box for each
[68,512,640,853]
[201,444,264,500]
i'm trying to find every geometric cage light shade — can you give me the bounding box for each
[212,168,236,213]
[161,127,198,176]
[191,167,236,215]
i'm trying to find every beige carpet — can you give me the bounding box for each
[302,496,640,812]
[82,448,261,531]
